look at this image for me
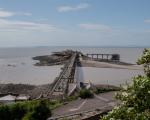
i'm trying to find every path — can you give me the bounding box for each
[49,91,119,119]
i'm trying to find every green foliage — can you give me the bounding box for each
[137,49,150,65]
[137,48,150,77]
[0,105,11,120]
[48,100,63,110]
[65,95,79,102]
[0,100,52,120]
[29,100,50,120]
[10,103,27,120]
[94,87,119,94]
[79,89,94,99]
[22,112,35,120]
[101,49,150,120]
[101,105,150,120]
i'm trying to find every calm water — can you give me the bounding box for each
[0,47,144,85]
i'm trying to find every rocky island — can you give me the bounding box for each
[33,50,83,66]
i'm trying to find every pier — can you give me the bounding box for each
[87,54,120,61]
[46,52,78,98]
[44,51,120,99]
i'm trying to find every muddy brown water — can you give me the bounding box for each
[0,47,145,85]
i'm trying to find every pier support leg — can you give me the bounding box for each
[107,55,109,61]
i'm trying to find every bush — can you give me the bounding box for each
[22,112,35,120]
[65,95,79,102]
[10,103,27,120]
[0,105,11,120]
[22,101,51,120]
[101,49,150,120]
[0,100,52,120]
[29,100,51,120]
[79,89,93,99]
[94,88,114,94]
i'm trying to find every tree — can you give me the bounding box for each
[101,49,150,120]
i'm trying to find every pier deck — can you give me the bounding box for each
[46,52,78,98]
[87,53,120,61]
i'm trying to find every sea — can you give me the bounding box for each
[0,47,145,86]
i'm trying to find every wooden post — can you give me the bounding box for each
[107,55,109,61]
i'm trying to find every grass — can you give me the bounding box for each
[47,100,63,110]
[93,87,120,94]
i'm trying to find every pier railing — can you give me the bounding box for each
[46,52,77,98]
[86,53,120,61]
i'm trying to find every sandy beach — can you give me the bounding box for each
[80,59,143,70]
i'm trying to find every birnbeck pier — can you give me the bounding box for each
[38,50,120,99]
[45,51,79,99]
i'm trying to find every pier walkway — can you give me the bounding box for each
[46,52,78,98]
[48,92,118,120]
[44,51,121,99]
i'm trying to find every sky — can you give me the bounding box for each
[0,0,150,47]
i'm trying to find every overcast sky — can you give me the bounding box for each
[0,0,150,47]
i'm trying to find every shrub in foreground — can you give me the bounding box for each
[101,49,150,120]
[0,105,11,120]
[22,101,50,120]
[10,103,27,120]
[79,89,93,99]
[0,100,51,120]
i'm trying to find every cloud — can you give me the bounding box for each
[79,23,112,32]
[0,9,32,18]
[57,3,89,12]
[144,19,150,23]
[18,12,32,16]
[0,19,58,32]
[145,30,150,33]
[0,10,15,18]
[35,18,49,22]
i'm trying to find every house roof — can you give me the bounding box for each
[16,95,30,100]
[0,95,16,101]
[0,94,30,101]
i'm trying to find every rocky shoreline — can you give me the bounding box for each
[0,83,120,100]
[0,83,52,99]
[33,50,81,66]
